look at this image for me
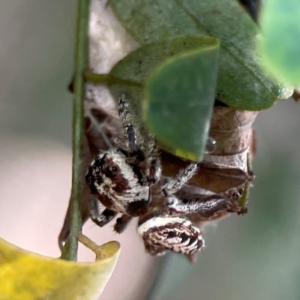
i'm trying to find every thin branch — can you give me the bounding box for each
[61,0,90,261]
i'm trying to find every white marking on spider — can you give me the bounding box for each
[138,216,200,235]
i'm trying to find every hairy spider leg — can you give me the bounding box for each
[89,197,117,227]
[162,163,198,196]
[118,95,161,184]
[166,191,244,217]
[145,133,161,184]
[118,95,141,153]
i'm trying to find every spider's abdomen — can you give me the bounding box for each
[138,214,204,255]
[86,150,150,216]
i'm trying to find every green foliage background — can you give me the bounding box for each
[1,2,300,300]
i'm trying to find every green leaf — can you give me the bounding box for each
[110,35,218,104]
[110,0,292,110]
[0,237,120,300]
[109,35,219,160]
[144,46,219,161]
[258,0,300,86]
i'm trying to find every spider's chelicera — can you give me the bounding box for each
[86,95,242,256]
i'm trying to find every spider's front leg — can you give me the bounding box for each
[118,95,143,155]
[89,197,117,227]
[166,189,244,219]
[118,95,162,185]
[145,133,161,184]
[118,95,161,185]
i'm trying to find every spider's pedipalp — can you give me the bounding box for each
[89,197,117,227]
[114,214,132,233]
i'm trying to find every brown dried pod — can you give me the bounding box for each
[161,106,257,195]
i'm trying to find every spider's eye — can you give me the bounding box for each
[110,166,118,172]
[105,165,119,178]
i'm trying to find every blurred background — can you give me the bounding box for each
[1,2,300,300]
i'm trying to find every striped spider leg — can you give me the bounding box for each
[166,188,244,219]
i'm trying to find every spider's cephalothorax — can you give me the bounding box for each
[86,150,150,216]
[86,95,244,257]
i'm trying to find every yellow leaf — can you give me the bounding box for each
[0,236,120,300]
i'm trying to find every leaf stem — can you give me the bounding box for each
[84,70,143,87]
[61,0,90,261]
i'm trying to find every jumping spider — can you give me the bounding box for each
[86,95,243,256]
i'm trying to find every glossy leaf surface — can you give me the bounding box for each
[110,0,292,110]
[144,46,219,160]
